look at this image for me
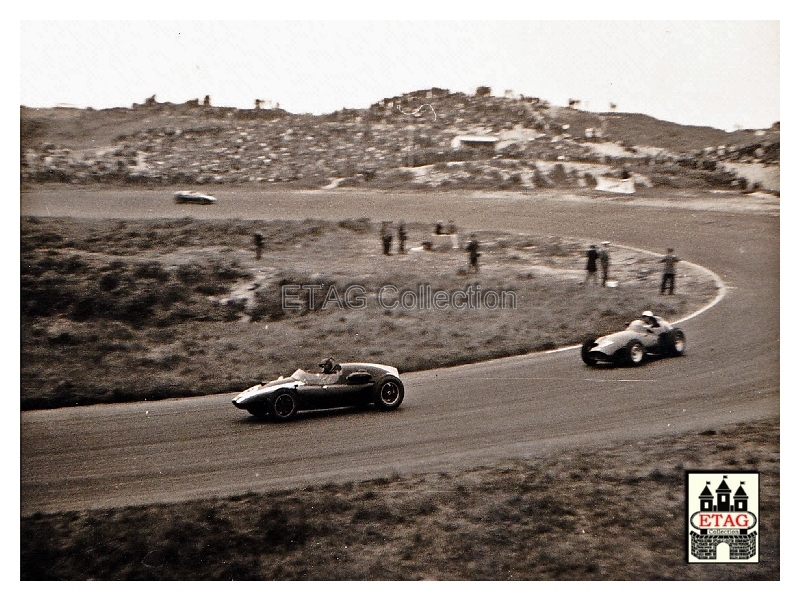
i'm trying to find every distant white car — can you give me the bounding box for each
[173,190,216,205]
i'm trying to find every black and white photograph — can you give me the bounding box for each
[17,8,783,585]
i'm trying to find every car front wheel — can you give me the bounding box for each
[246,404,269,419]
[374,376,404,410]
[270,391,299,421]
[581,339,598,366]
[625,339,645,366]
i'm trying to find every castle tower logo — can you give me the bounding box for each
[686,471,759,563]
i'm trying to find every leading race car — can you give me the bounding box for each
[581,311,686,367]
[232,358,404,421]
[173,190,216,204]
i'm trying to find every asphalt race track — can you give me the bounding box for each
[20,189,780,515]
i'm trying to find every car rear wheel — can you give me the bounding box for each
[373,376,404,410]
[625,339,645,366]
[581,339,598,366]
[668,329,686,356]
[270,391,299,421]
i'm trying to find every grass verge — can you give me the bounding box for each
[20,417,778,580]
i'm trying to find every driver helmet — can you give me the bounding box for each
[319,358,340,374]
[641,310,654,318]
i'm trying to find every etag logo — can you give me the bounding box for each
[686,472,759,563]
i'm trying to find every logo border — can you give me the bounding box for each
[685,469,760,563]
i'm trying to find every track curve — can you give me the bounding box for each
[20,189,779,515]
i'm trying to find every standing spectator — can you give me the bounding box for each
[466,234,480,273]
[435,221,444,235]
[660,248,680,295]
[253,231,264,260]
[599,241,611,287]
[584,244,599,285]
[447,220,457,235]
[381,222,393,256]
[397,222,408,254]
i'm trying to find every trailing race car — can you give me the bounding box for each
[232,358,404,421]
[173,190,216,204]
[581,311,686,367]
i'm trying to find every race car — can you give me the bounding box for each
[581,311,686,367]
[232,359,404,420]
[173,190,216,204]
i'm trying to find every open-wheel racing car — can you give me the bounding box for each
[581,311,686,367]
[173,190,216,205]
[232,359,404,421]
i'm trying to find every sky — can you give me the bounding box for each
[19,16,781,132]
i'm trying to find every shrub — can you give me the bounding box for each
[210,259,247,282]
[160,282,191,307]
[119,289,159,324]
[249,285,286,321]
[550,163,568,184]
[134,261,170,281]
[338,217,372,233]
[702,169,738,188]
[176,263,205,284]
[70,292,113,321]
[531,168,549,187]
[99,272,121,291]
[499,172,522,189]
[194,281,229,296]
[379,169,415,187]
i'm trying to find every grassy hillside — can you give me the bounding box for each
[21,91,779,191]
[594,112,777,151]
[21,97,778,156]
[20,104,292,151]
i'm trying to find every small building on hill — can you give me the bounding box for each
[451,135,499,150]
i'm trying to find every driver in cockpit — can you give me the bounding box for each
[319,358,341,375]
[641,310,671,332]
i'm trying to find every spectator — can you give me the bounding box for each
[397,222,408,254]
[599,241,611,287]
[381,222,393,256]
[584,244,599,285]
[253,231,264,260]
[435,221,444,235]
[466,234,480,273]
[659,248,680,294]
[447,220,457,235]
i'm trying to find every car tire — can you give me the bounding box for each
[246,404,269,419]
[581,339,598,366]
[270,391,299,421]
[667,329,686,356]
[373,376,404,410]
[625,339,645,366]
